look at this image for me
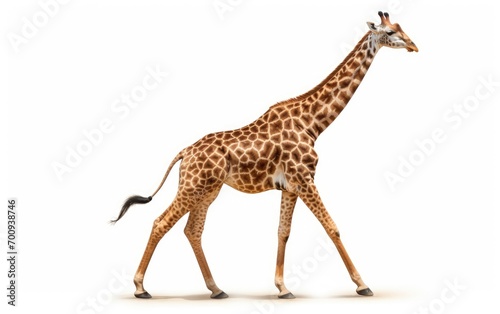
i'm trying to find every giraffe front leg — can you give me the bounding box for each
[274,191,298,299]
[298,181,373,296]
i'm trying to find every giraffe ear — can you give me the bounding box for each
[367,21,377,31]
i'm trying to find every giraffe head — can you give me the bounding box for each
[367,11,418,52]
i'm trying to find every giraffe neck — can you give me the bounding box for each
[292,32,380,139]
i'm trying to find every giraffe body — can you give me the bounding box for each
[184,107,317,195]
[112,11,418,299]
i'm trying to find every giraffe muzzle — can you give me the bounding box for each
[406,42,418,52]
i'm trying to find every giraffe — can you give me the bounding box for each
[112,11,418,299]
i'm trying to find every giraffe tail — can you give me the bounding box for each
[110,150,184,224]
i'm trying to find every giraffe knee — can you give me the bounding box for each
[278,235,289,243]
[150,215,172,239]
[278,226,291,240]
[151,222,164,238]
[153,217,162,226]
[184,224,201,243]
[183,225,192,239]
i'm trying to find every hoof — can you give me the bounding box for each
[211,291,229,299]
[134,291,152,299]
[356,287,373,296]
[278,292,295,299]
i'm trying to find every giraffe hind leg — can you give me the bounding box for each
[133,197,189,298]
[184,183,228,299]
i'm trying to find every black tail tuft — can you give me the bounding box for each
[110,195,152,224]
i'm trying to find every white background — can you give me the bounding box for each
[3,0,499,313]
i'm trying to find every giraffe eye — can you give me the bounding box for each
[386,31,396,36]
